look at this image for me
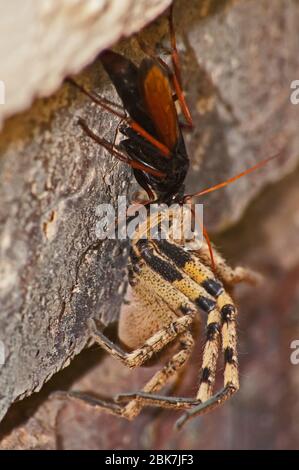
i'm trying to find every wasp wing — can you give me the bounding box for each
[139,59,179,152]
[101,50,156,135]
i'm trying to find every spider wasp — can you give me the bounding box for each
[64,5,276,428]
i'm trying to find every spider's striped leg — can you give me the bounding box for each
[116,295,222,412]
[151,239,239,403]
[197,242,261,287]
[118,296,239,424]
[60,331,194,420]
[89,313,194,369]
[119,331,195,420]
[156,240,240,426]
[222,265,262,287]
[118,240,240,421]
[54,313,195,419]
[176,302,239,429]
[117,239,224,410]
[194,285,239,406]
[117,300,222,411]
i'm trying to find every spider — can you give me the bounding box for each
[62,4,275,428]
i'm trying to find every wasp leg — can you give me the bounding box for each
[70,78,171,158]
[136,5,193,128]
[67,78,125,112]
[168,4,193,127]
[78,118,165,178]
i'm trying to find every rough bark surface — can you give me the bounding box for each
[1,0,299,449]
[0,63,133,422]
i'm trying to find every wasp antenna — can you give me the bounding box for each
[185,152,282,200]
[203,225,216,272]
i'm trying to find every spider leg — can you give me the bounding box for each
[54,391,124,417]
[176,300,239,428]
[222,266,262,287]
[116,296,223,413]
[55,331,194,420]
[116,391,199,410]
[117,293,222,411]
[196,242,262,287]
[160,241,240,425]
[119,331,194,420]
[118,241,239,425]
[175,386,237,428]
[89,313,194,369]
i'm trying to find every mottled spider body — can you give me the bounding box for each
[115,206,251,427]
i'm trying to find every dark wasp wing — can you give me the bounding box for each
[101,50,156,136]
[138,58,180,152]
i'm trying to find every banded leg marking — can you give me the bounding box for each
[119,331,194,420]
[55,332,195,421]
[90,314,194,369]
